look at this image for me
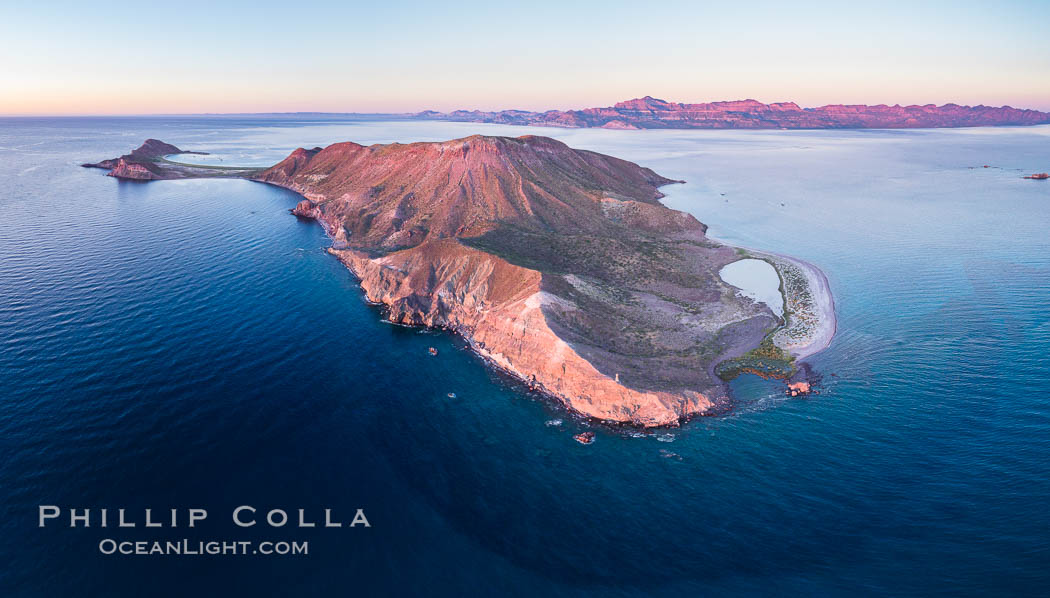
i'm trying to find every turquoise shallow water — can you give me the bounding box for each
[1,117,1048,596]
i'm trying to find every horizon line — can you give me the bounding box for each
[2,96,1049,118]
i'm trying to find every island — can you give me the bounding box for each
[415,96,1050,130]
[84,136,835,426]
[82,139,261,180]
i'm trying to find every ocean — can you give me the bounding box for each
[1,116,1048,596]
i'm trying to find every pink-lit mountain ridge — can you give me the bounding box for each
[416,96,1050,130]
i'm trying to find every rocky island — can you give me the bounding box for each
[85,136,835,426]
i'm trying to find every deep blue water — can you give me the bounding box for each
[1,117,1048,596]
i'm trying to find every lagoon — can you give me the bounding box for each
[719,258,784,318]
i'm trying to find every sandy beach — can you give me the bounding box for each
[737,248,837,361]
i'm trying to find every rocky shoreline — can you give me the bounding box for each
[328,246,708,427]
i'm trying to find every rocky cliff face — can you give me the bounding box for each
[255,135,776,425]
[418,96,1050,129]
[106,157,163,180]
[330,240,712,425]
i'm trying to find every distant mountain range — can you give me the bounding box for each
[413,96,1050,130]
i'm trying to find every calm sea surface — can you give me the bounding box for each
[1,117,1048,596]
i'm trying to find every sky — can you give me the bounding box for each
[2,0,1049,115]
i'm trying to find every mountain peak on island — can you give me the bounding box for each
[131,139,184,158]
[255,134,684,250]
[416,97,1050,130]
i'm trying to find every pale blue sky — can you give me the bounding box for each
[2,0,1048,114]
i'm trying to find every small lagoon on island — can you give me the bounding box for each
[719,258,785,318]
[1,116,1048,596]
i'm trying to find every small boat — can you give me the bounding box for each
[447,392,457,399]
[573,432,595,445]
[428,347,438,356]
